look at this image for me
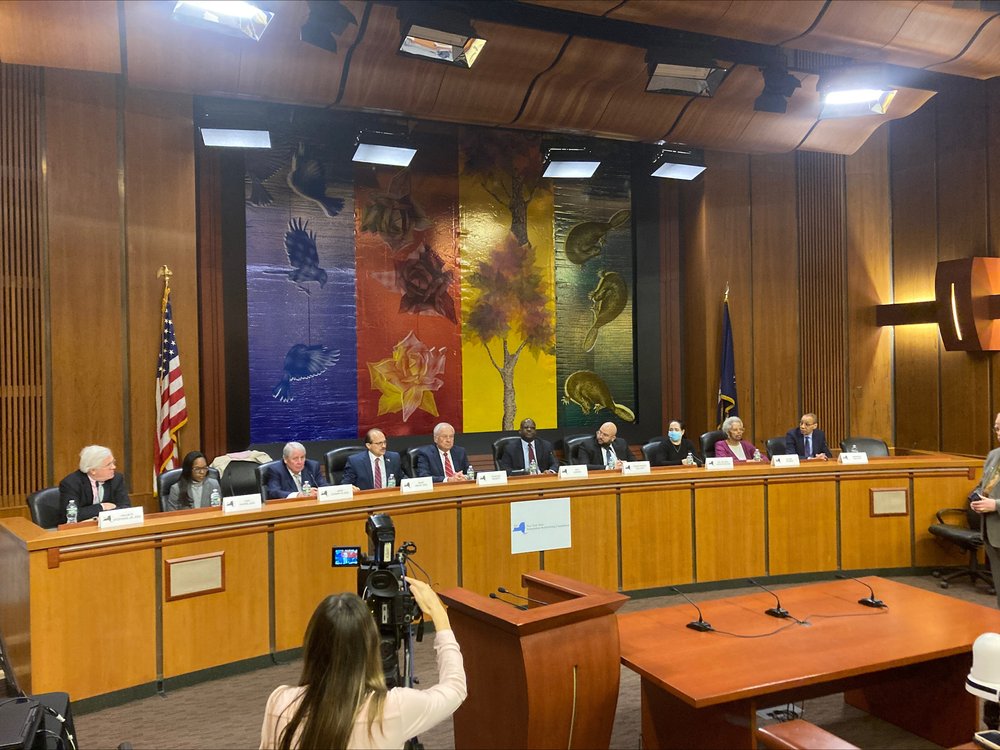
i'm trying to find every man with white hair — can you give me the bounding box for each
[414,422,472,483]
[57,445,130,524]
[265,441,328,499]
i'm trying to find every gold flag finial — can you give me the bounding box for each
[157,265,173,308]
[723,282,729,303]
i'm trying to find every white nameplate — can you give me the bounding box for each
[705,457,734,471]
[622,460,651,475]
[559,464,588,479]
[771,454,801,467]
[318,484,354,503]
[839,451,869,464]
[476,470,508,486]
[98,506,144,529]
[223,493,262,513]
[401,476,434,493]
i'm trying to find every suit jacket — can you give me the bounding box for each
[974,447,1000,548]
[784,427,832,458]
[341,451,405,490]
[498,438,559,473]
[715,439,759,463]
[58,470,130,524]
[265,459,328,499]
[166,477,222,512]
[414,444,470,483]
[576,437,635,470]
[648,438,701,467]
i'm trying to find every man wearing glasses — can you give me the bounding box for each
[784,413,832,460]
[341,428,406,491]
[971,414,1000,607]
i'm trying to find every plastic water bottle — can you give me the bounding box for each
[387,473,396,488]
[684,452,694,466]
[850,444,858,453]
[210,488,221,507]
[528,459,539,475]
[302,480,311,495]
[66,498,78,524]
[753,448,762,462]
[466,465,475,480]
[606,453,615,470]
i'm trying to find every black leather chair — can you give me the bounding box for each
[929,501,995,593]
[492,436,521,471]
[324,446,365,485]
[839,437,889,457]
[641,441,660,462]
[405,447,423,479]
[765,437,787,459]
[700,430,726,460]
[26,487,62,529]
[156,467,221,512]
[562,434,591,465]
[220,460,264,497]
[256,460,284,501]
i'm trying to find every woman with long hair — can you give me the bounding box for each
[166,451,221,511]
[260,577,466,750]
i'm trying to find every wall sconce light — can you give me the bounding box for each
[645,47,729,97]
[172,0,274,41]
[397,7,486,68]
[650,145,706,180]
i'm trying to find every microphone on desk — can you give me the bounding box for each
[488,592,527,611]
[670,587,713,632]
[748,579,791,619]
[835,574,887,608]
[497,587,549,607]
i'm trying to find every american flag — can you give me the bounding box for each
[156,291,188,474]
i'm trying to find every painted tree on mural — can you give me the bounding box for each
[465,233,556,429]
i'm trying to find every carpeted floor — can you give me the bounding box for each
[74,574,995,749]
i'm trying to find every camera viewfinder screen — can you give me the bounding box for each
[332,546,361,567]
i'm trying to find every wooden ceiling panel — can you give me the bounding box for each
[728,73,823,154]
[521,0,623,14]
[799,88,936,154]
[0,0,120,74]
[589,79,691,143]
[872,1,997,71]
[929,18,1000,79]
[428,21,567,126]
[791,0,919,60]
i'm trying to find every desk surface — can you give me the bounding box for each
[617,577,1000,708]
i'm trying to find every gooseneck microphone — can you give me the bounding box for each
[835,574,887,608]
[488,592,527,611]
[671,587,713,632]
[497,587,549,606]
[748,579,790,619]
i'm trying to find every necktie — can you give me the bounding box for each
[605,448,614,466]
[443,452,455,477]
[527,442,536,465]
[97,482,104,503]
[293,473,302,492]
[805,435,812,458]
[374,457,383,489]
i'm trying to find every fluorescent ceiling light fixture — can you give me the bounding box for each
[542,148,601,178]
[652,162,706,180]
[200,128,271,148]
[820,87,897,117]
[646,61,729,97]
[352,143,416,167]
[650,146,706,181]
[173,1,274,41]
[399,23,486,68]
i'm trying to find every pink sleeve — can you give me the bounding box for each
[391,630,468,740]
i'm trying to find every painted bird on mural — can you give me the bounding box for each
[272,344,341,403]
[562,370,635,422]
[270,217,327,292]
[563,209,631,265]
[583,270,628,352]
[287,143,345,218]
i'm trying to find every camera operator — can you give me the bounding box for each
[259,577,466,750]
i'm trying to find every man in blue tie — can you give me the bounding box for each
[784,413,832,460]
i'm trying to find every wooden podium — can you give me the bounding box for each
[439,571,628,750]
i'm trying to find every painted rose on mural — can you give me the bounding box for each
[368,331,446,421]
[394,244,457,322]
[359,169,433,252]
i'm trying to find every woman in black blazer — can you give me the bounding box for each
[649,420,701,466]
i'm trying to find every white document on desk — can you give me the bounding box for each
[510,497,571,554]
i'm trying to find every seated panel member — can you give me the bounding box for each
[784,413,832,460]
[414,422,472,483]
[166,450,222,510]
[266,442,328,499]
[576,422,636,471]
[58,445,130,524]
[715,416,761,462]
[341,429,405,490]
[648,420,701,466]
[499,418,559,474]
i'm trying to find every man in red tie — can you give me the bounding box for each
[414,422,472,483]
[341,428,405,491]
[498,418,560,474]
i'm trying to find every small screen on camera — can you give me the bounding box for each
[332,546,361,567]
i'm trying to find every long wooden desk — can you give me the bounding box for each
[0,455,980,703]
[617,578,1000,749]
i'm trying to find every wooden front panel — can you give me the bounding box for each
[0,527,31,690]
[543,492,618,591]
[161,532,269,677]
[390,507,460,591]
[621,486,693,590]
[913,474,980,567]
[767,480,838,575]
[694,483,766,581]
[29,547,156,698]
[840,476,912,569]
[462,503,541,597]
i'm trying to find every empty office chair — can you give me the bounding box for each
[324,446,365,485]
[255,460,284,501]
[26,487,62,530]
[562,434,591,465]
[641,441,660,463]
[156,467,221,512]
[839,437,889,457]
[700,430,726,460]
[766,437,787,459]
[929,502,994,593]
[405,447,422,479]
[492,436,522,471]
[220,460,263,497]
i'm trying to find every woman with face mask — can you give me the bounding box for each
[649,420,702,466]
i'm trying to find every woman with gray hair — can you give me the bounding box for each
[715,417,761,463]
[57,445,130,523]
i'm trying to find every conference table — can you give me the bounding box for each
[618,577,1000,749]
[0,454,982,705]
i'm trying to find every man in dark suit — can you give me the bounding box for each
[266,441,328,499]
[414,422,472,482]
[58,445,130,524]
[342,428,405,490]
[499,418,559,474]
[576,422,636,470]
[784,413,832,460]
